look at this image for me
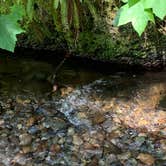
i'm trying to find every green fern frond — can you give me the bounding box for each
[53,0,60,9]
[73,0,80,30]
[60,0,69,30]
[53,10,62,32]
[84,0,98,22]
[26,0,34,21]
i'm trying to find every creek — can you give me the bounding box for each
[0,51,166,165]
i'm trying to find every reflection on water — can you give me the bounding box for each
[0,55,103,97]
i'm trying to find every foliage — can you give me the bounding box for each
[52,0,99,51]
[114,0,166,36]
[76,31,129,59]
[0,0,99,52]
[0,0,165,59]
[52,0,98,31]
[0,5,25,52]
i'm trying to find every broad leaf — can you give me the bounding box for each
[122,0,128,2]
[128,0,140,7]
[143,0,166,19]
[0,5,25,52]
[115,1,154,35]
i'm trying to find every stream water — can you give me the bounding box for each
[0,52,166,165]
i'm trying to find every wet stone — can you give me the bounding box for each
[35,107,48,115]
[66,136,73,144]
[104,142,122,155]
[73,135,83,146]
[137,153,155,166]
[105,154,117,165]
[160,139,166,151]
[11,153,28,165]
[0,120,5,128]
[28,126,39,134]
[19,133,32,146]
[102,119,115,133]
[117,152,131,161]
[22,145,32,153]
[124,158,137,166]
[0,68,166,165]
[26,117,36,127]
[49,144,61,154]
[67,127,75,136]
[92,112,106,125]
[81,149,103,159]
[17,124,23,130]
[129,136,146,150]
[160,128,166,137]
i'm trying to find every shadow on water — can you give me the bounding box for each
[0,49,126,96]
[0,49,146,96]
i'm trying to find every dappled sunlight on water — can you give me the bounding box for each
[56,73,166,136]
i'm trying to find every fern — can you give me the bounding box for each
[53,0,60,9]
[84,0,98,22]
[73,0,80,30]
[0,0,99,52]
[26,0,34,21]
[60,0,69,30]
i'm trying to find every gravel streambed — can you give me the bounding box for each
[0,72,166,165]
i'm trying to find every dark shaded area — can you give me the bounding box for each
[2,48,147,74]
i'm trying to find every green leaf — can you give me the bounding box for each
[73,0,80,29]
[53,0,60,9]
[115,2,154,35]
[0,5,25,52]
[122,0,128,3]
[60,0,69,30]
[128,0,140,7]
[84,0,98,22]
[142,0,166,19]
[145,9,155,23]
[26,0,34,21]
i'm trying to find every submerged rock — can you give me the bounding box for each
[0,63,166,165]
[19,133,32,146]
[73,135,83,146]
[137,153,155,166]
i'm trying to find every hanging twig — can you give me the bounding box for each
[51,52,71,84]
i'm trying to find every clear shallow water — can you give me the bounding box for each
[1,54,166,132]
[0,53,166,165]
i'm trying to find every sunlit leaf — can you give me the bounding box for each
[128,0,140,7]
[122,0,128,2]
[142,0,166,19]
[0,5,25,52]
[114,0,163,36]
[116,2,153,35]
